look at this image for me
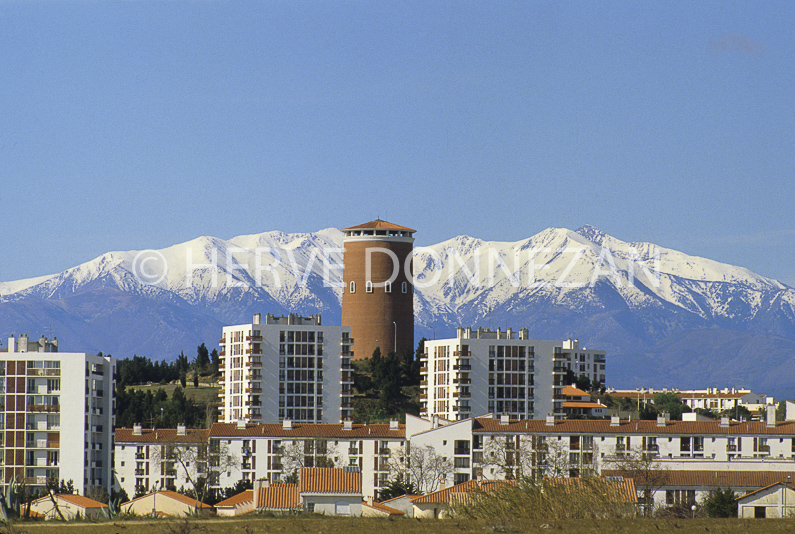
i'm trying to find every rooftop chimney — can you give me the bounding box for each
[610,416,620,427]
[237,420,247,430]
[343,419,352,431]
[500,414,510,425]
[133,424,142,436]
[657,415,667,427]
[253,313,261,325]
[7,335,15,353]
[767,405,776,428]
[389,419,399,431]
[283,419,293,430]
[545,414,555,426]
[720,416,730,427]
[177,424,186,436]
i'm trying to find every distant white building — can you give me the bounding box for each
[218,313,354,424]
[420,328,605,421]
[113,424,210,497]
[1,335,115,496]
[607,387,771,415]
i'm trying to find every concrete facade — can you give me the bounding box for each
[421,329,605,421]
[1,335,115,496]
[219,313,353,424]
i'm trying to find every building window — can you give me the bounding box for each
[385,281,391,293]
[401,281,407,293]
[365,281,373,293]
[350,281,356,293]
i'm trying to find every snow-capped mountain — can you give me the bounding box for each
[2,225,794,398]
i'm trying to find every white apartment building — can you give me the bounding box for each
[420,328,605,421]
[607,387,770,414]
[1,334,115,496]
[218,313,354,424]
[113,425,210,497]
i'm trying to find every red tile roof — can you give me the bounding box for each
[562,386,590,397]
[363,501,404,515]
[216,489,253,508]
[124,490,212,509]
[210,422,405,439]
[299,468,362,495]
[546,477,637,503]
[411,479,515,504]
[562,401,606,409]
[472,417,795,436]
[602,470,795,488]
[115,428,210,444]
[31,494,107,509]
[342,220,416,232]
[735,482,795,501]
[257,484,300,510]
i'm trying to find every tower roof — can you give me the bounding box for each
[342,219,416,233]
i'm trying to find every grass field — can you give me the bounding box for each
[7,515,795,534]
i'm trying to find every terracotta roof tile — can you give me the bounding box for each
[124,490,212,509]
[210,422,405,439]
[342,220,416,232]
[546,477,637,503]
[299,468,362,494]
[562,401,606,409]
[216,489,253,508]
[735,482,795,501]
[562,386,590,397]
[257,484,300,509]
[411,479,515,504]
[602,470,795,489]
[115,428,210,444]
[363,501,404,515]
[473,417,795,436]
[31,494,108,509]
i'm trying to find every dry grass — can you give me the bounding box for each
[6,515,795,534]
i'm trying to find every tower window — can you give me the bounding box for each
[385,281,391,293]
[350,281,356,293]
[365,281,373,293]
[401,281,408,294]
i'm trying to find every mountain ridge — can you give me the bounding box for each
[1,226,793,398]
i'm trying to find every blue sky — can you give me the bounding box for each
[1,1,793,286]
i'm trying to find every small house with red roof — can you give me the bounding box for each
[120,490,212,517]
[736,480,795,518]
[299,467,363,516]
[29,494,108,520]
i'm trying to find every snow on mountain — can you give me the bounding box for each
[1,226,794,397]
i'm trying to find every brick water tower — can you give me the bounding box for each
[341,219,415,360]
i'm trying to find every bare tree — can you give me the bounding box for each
[387,444,452,493]
[476,435,535,480]
[279,439,341,481]
[602,446,668,516]
[153,437,237,505]
[542,439,571,478]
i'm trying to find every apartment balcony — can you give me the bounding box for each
[453,364,471,371]
[454,448,470,456]
[341,402,353,409]
[342,351,355,357]
[27,404,59,413]
[219,350,226,357]
[348,448,359,455]
[419,393,427,400]
[453,351,471,357]
[379,448,391,455]
[453,391,471,398]
[246,335,263,342]
[248,360,263,368]
[645,444,659,452]
[726,444,737,452]
[219,337,226,344]
[419,367,428,373]
[24,477,47,486]
[453,378,471,384]
[135,469,146,475]
[419,353,427,361]
[420,380,428,386]
[758,445,771,454]
[166,469,177,477]
[245,388,262,394]
[341,363,353,370]
[246,347,263,355]
[135,452,145,459]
